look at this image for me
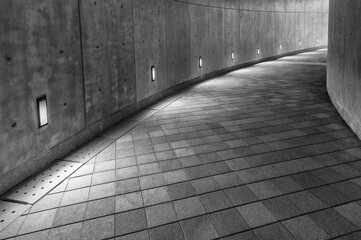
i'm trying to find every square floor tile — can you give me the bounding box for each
[198,153,222,164]
[291,172,325,189]
[116,166,138,180]
[138,163,161,176]
[115,192,143,212]
[332,181,361,200]
[149,222,185,240]
[254,223,296,240]
[163,169,189,184]
[61,188,89,206]
[288,190,326,213]
[309,209,358,238]
[238,202,277,228]
[142,187,170,206]
[205,162,231,175]
[94,160,116,172]
[248,181,283,199]
[283,215,327,240]
[213,172,243,188]
[116,156,137,169]
[210,208,249,236]
[136,154,157,165]
[191,177,220,194]
[159,159,182,171]
[155,150,177,161]
[168,182,196,200]
[179,156,202,167]
[224,185,259,206]
[116,178,140,195]
[53,203,86,227]
[115,209,147,236]
[88,182,115,200]
[335,202,361,227]
[139,173,165,189]
[225,158,252,171]
[66,175,92,191]
[310,186,350,207]
[85,197,115,219]
[185,166,211,179]
[81,216,114,240]
[270,176,304,194]
[199,191,232,212]
[48,222,83,240]
[263,196,303,220]
[174,196,206,220]
[92,170,116,185]
[145,202,177,228]
[180,215,219,240]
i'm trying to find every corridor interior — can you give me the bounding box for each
[1,49,361,240]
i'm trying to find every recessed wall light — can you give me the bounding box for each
[257,48,260,55]
[37,95,48,128]
[199,57,202,68]
[317,38,320,43]
[151,66,156,82]
[298,40,302,46]
[279,44,282,50]
[231,52,234,61]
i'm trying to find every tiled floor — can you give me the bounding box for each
[2,49,361,240]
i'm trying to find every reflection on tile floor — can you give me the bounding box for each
[2,49,361,240]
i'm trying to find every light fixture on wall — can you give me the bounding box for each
[199,57,202,68]
[151,66,156,82]
[317,38,320,43]
[231,52,234,61]
[37,95,48,128]
[257,48,260,55]
[279,43,283,50]
[298,40,302,46]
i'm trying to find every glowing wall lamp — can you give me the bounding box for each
[298,40,302,46]
[317,38,320,43]
[37,95,48,128]
[257,48,260,55]
[231,52,234,61]
[279,43,283,50]
[151,66,156,82]
[199,57,203,68]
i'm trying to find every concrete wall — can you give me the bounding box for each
[327,0,361,140]
[0,0,329,194]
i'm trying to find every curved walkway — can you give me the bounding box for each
[2,49,361,240]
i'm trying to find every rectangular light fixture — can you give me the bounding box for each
[151,66,156,82]
[298,40,302,46]
[257,48,260,55]
[317,38,320,43]
[279,44,282,50]
[231,52,234,61]
[199,57,202,68]
[37,95,48,128]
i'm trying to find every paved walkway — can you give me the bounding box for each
[2,49,361,240]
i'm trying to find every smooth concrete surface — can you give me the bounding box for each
[0,0,329,194]
[2,49,361,240]
[327,0,361,140]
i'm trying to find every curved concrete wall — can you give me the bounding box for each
[0,0,329,194]
[327,0,361,140]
